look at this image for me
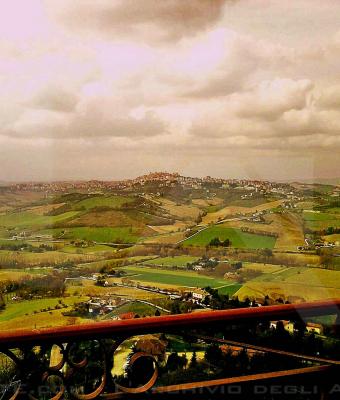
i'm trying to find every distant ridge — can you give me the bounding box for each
[2,171,340,186]
[292,177,340,186]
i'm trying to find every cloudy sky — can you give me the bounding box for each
[1,0,340,182]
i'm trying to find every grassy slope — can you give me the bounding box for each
[38,227,141,243]
[0,211,79,229]
[235,266,340,301]
[73,195,134,210]
[183,226,276,249]
[303,211,340,230]
[0,249,94,265]
[121,265,240,291]
[145,256,200,267]
[103,301,159,318]
[220,212,304,250]
[0,296,87,322]
[202,199,284,224]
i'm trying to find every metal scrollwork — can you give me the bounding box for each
[115,352,158,394]
[0,336,160,399]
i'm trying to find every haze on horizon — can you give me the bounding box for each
[0,0,340,182]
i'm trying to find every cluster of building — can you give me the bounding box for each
[270,320,324,335]
[87,296,127,315]
[6,172,299,197]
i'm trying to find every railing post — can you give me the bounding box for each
[333,312,340,337]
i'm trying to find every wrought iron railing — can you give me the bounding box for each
[0,300,339,399]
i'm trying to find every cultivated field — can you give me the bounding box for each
[183,226,276,249]
[73,195,134,210]
[192,198,224,207]
[0,269,32,282]
[202,200,284,224]
[143,256,200,268]
[148,221,187,234]
[142,231,186,244]
[0,190,46,212]
[236,282,340,302]
[158,198,201,221]
[0,249,95,267]
[220,212,304,250]
[303,210,340,231]
[66,279,168,300]
[0,210,80,230]
[120,265,240,293]
[38,226,145,243]
[0,296,91,331]
[322,234,340,243]
[235,266,340,302]
[24,203,66,215]
[241,263,285,274]
[104,301,161,318]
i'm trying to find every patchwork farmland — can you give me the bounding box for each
[0,173,339,331]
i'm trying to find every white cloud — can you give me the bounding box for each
[0,0,340,180]
[232,79,313,120]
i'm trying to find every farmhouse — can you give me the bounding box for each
[270,321,324,335]
[191,288,208,302]
[87,297,125,314]
[306,323,324,335]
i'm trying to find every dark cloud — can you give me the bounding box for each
[67,110,166,139]
[317,85,340,110]
[29,86,79,112]
[52,0,229,42]
[5,108,166,140]
[182,67,246,98]
[233,79,313,121]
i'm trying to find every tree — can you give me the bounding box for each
[0,294,5,310]
[293,319,306,338]
[209,237,231,247]
[170,300,181,314]
[222,238,230,247]
[204,344,223,366]
[261,248,273,258]
[189,351,197,369]
[209,237,221,247]
[166,353,186,371]
[235,348,249,372]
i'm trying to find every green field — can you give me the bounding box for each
[144,256,200,267]
[0,249,94,266]
[0,296,86,322]
[322,234,340,242]
[0,211,79,230]
[103,301,160,319]
[303,211,340,221]
[229,197,270,207]
[74,195,134,211]
[303,211,340,230]
[235,265,340,302]
[183,227,276,249]
[247,265,340,286]
[61,244,116,254]
[205,204,225,213]
[121,265,241,293]
[38,226,141,243]
[241,263,285,274]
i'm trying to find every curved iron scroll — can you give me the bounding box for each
[0,338,159,399]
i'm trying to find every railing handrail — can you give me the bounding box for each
[0,299,339,346]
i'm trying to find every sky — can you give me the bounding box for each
[0,0,340,182]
